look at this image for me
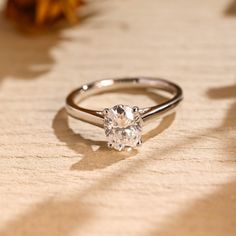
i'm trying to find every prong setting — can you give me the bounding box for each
[137,139,142,146]
[103,104,143,151]
[103,108,109,116]
[108,142,113,148]
[132,106,139,113]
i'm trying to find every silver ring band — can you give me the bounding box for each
[65,77,183,151]
[66,77,183,127]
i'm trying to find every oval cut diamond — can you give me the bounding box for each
[104,105,143,151]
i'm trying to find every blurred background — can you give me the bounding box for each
[0,0,235,236]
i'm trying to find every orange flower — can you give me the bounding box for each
[5,0,83,27]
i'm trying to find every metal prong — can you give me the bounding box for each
[108,142,113,148]
[103,108,109,116]
[137,139,142,146]
[132,106,139,113]
[118,144,124,151]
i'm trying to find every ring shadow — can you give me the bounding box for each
[1,83,235,236]
[52,89,176,171]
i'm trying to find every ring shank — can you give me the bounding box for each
[65,77,183,127]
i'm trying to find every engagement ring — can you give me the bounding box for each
[65,77,183,151]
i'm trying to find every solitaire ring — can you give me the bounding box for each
[65,77,183,151]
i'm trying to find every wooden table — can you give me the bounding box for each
[0,0,236,235]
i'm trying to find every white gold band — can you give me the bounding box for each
[65,77,183,128]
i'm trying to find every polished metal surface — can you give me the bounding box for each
[65,77,183,127]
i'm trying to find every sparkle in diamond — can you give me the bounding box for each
[104,104,143,151]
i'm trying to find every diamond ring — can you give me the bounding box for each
[65,77,183,151]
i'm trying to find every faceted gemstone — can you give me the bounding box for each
[103,104,143,151]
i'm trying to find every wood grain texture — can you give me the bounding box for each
[0,0,236,235]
